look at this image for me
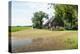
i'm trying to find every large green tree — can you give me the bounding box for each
[54,4,78,30]
[32,11,48,29]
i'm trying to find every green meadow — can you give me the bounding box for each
[10,26,32,32]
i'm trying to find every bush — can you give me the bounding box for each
[52,27,64,31]
[58,27,65,31]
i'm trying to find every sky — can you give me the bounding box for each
[11,1,55,26]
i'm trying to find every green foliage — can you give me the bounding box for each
[32,11,48,29]
[54,4,78,30]
[32,4,78,30]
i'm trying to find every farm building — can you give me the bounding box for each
[43,17,64,30]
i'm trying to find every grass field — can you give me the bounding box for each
[10,26,78,52]
[10,26,32,32]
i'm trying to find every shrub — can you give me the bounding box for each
[58,27,65,31]
[52,27,64,31]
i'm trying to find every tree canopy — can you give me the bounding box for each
[32,11,48,29]
[32,4,78,30]
[54,4,78,30]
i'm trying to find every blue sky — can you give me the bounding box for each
[11,1,54,26]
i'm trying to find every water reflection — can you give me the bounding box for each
[11,37,32,50]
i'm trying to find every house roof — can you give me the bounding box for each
[43,17,54,26]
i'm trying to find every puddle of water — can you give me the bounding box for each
[11,37,32,50]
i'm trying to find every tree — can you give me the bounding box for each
[32,11,48,29]
[54,4,78,30]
